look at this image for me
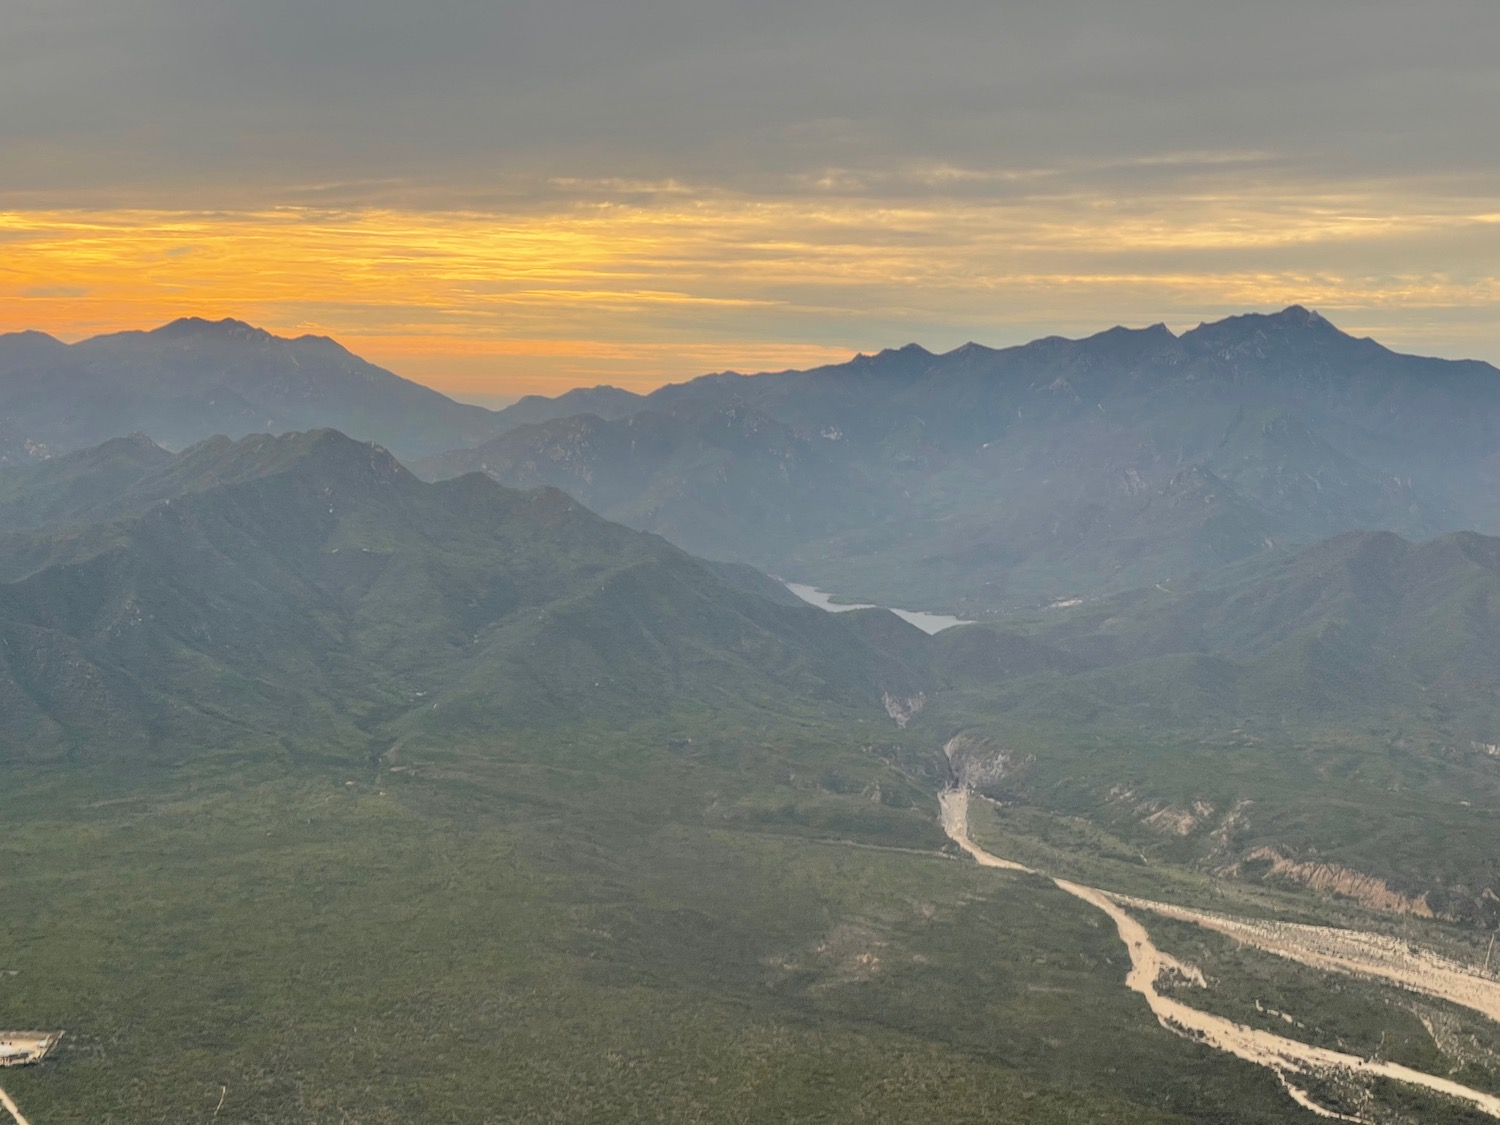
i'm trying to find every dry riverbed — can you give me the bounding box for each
[940,787,1500,1122]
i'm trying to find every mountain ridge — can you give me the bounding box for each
[0,429,931,760]
[0,319,506,462]
[425,307,1500,612]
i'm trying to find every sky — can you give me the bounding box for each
[4,0,1499,401]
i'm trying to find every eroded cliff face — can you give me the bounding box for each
[1231,847,1442,918]
[1094,788,1480,924]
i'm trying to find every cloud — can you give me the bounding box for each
[3,0,1497,208]
[3,1,1497,391]
[21,285,91,298]
[3,176,1497,393]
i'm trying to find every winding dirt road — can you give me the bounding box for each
[939,787,1500,1122]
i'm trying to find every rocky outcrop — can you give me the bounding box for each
[882,691,926,729]
[1143,800,1217,837]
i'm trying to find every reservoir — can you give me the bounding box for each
[784,582,972,635]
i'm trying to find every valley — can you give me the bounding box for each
[0,747,1335,1125]
[3,314,1500,1122]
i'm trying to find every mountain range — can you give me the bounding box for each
[423,307,1499,612]
[9,309,1497,617]
[6,309,1500,914]
[7,424,1500,921]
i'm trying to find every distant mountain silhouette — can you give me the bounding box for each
[0,318,505,461]
[10,308,1500,613]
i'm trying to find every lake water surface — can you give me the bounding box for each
[783,582,972,635]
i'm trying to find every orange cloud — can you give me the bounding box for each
[3,181,1498,397]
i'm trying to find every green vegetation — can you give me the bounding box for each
[0,730,1324,1123]
[911,527,1500,925]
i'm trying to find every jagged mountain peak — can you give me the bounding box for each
[1181,304,1350,348]
[851,342,933,364]
[943,341,999,359]
[151,316,274,342]
[1087,321,1178,343]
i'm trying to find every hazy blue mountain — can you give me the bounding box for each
[431,308,1492,613]
[418,407,882,565]
[0,318,506,462]
[11,308,1491,615]
[494,384,648,429]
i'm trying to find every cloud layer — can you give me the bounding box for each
[5,0,1498,393]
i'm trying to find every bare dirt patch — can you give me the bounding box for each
[0,1033,60,1068]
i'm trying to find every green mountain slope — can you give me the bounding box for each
[0,430,927,761]
[0,433,174,531]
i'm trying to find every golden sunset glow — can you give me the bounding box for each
[5,178,1499,397]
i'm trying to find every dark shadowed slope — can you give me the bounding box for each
[432,308,1495,611]
[418,407,880,566]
